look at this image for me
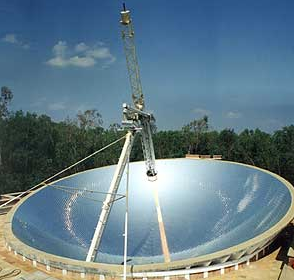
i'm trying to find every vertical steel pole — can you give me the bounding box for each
[123,150,130,280]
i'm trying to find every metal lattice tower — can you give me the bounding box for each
[86,4,164,264]
[120,5,145,111]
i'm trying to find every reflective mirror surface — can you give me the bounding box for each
[12,159,292,264]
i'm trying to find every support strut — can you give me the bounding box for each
[85,131,134,262]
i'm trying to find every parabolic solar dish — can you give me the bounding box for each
[10,159,294,267]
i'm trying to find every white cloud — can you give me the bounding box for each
[193,108,210,115]
[2,34,17,43]
[1,33,30,49]
[53,41,67,57]
[46,56,68,68]
[226,111,242,119]
[101,55,116,69]
[69,56,96,67]
[48,102,66,111]
[86,47,112,59]
[75,42,89,52]
[46,41,116,68]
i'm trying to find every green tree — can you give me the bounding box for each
[218,129,237,160]
[1,106,294,195]
[272,125,294,183]
[0,111,58,192]
[0,86,13,118]
[0,86,13,168]
[77,109,103,130]
[236,129,276,171]
[182,115,209,154]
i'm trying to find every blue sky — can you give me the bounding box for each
[0,0,293,132]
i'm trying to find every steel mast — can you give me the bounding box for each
[120,3,157,179]
[86,4,158,263]
[120,3,144,111]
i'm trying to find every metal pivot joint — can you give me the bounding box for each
[122,103,157,179]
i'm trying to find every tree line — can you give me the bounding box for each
[0,87,293,194]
